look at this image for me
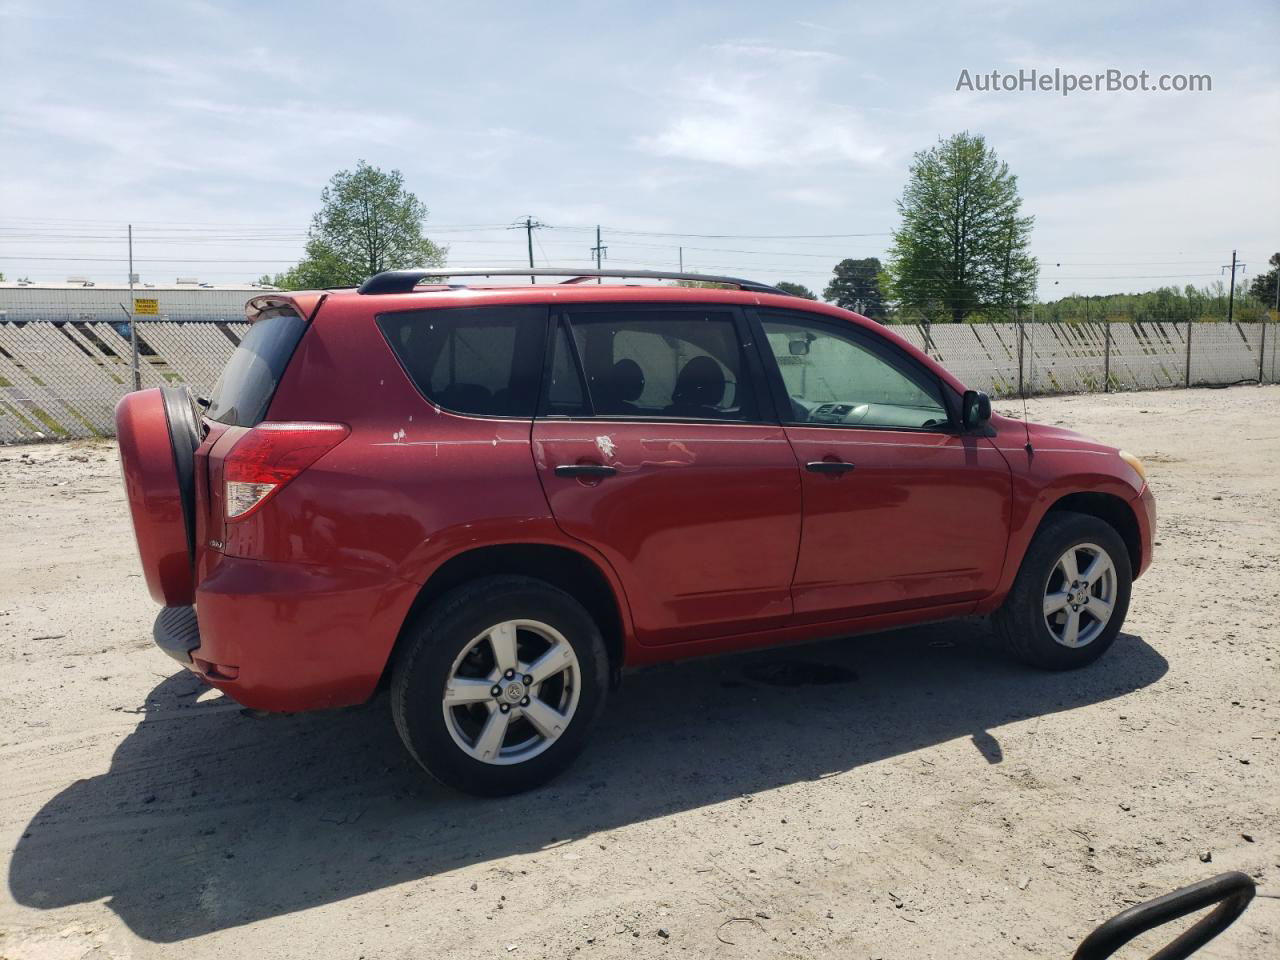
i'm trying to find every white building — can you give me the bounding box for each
[0,279,279,324]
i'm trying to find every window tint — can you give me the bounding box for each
[546,320,587,416]
[761,317,948,429]
[377,306,547,417]
[206,308,307,426]
[567,309,754,420]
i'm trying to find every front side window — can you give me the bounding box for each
[564,309,755,421]
[377,306,547,417]
[762,316,948,429]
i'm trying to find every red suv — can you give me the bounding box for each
[116,268,1156,795]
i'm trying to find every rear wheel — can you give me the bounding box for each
[391,576,609,796]
[993,511,1132,669]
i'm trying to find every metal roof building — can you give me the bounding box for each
[0,280,278,324]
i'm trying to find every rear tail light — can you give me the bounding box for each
[224,422,349,520]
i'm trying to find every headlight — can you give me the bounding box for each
[1118,450,1146,482]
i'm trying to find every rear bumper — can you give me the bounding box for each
[154,556,420,713]
[1132,482,1157,578]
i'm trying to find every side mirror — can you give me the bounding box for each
[962,390,991,430]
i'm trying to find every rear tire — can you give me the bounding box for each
[391,576,609,796]
[993,511,1132,670]
[159,386,202,557]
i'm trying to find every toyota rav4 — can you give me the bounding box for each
[115,268,1156,795]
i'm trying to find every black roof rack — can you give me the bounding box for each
[356,267,789,296]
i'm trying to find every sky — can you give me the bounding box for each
[1,0,1277,299]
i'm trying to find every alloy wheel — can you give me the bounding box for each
[1042,542,1118,648]
[441,619,581,765]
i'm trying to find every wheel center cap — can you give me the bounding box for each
[503,681,526,702]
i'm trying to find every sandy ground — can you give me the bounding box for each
[1,385,1277,960]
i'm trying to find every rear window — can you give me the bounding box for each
[205,309,307,426]
[377,306,547,417]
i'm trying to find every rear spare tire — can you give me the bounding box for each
[115,386,204,606]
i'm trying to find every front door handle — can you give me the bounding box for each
[555,463,617,478]
[805,460,856,475]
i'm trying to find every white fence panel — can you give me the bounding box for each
[0,318,1275,443]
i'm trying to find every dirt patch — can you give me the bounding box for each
[2,388,1277,958]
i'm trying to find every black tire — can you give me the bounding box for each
[993,511,1132,670]
[159,386,202,559]
[391,575,609,796]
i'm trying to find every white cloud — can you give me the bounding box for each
[637,43,886,170]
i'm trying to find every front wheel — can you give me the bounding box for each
[391,576,609,796]
[993,511,1132,670]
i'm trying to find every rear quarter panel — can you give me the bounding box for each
[226,295,560,585]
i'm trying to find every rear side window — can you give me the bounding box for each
[206,308,307,426]
[377,306,547,417]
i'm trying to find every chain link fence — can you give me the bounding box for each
[0,317,1275,443]
[0,321,245,442]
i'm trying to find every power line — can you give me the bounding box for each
[595,227,895,239]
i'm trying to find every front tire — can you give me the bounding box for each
[391,576,609,796]
[993,511,1132,670]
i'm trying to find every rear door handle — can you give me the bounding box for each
[554,464,617,478]
[805,460,856,475]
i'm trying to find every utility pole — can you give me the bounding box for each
[1264,269,1279,384]
[590,225,607,284]
[1094,296,1112,393]
[509,216,545,284]
[1221,250,1245,324]
[678,247,683,272]
[128,224,140,391]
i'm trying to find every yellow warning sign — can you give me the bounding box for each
[133,298,159,316]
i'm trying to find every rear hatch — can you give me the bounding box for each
[197,301,316,577]
[115,296,319,604]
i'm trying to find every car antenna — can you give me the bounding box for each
[1021,392,1033,454]
[1018,309,1033,454]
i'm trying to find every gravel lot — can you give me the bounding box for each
[2,385,1277,959]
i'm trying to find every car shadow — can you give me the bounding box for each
[9,623,1167,943]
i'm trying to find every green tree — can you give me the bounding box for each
[823,258,886,318]
[273,161,446,289]
[885,132,1037,323]
[1249,252,1279,307]
[774,281,817,299]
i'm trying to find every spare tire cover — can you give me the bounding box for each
[115,386,203,606]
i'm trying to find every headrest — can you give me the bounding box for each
[608,358,645,402]
[672,356,725,407]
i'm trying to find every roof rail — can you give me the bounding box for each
[356,267,789,296]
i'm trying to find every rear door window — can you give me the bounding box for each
[205,308,307,426]
[560,308,756,420]
[377,306,548,417]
